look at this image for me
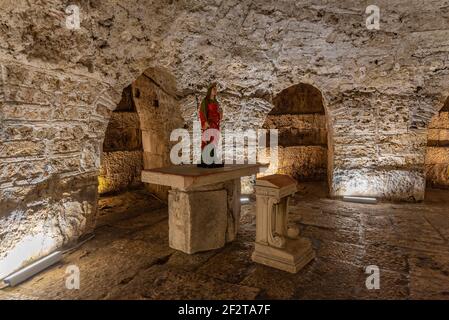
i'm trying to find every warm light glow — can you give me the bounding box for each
[97,176,110,194]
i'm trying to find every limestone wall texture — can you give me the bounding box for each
[1,0,449,278]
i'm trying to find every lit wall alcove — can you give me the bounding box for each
[425,97,449,189]
[98,68,185,201]
[99,85,144,195]
[262,83,330,191]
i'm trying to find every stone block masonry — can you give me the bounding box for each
[0,60,119,279]
[329,91,434,201]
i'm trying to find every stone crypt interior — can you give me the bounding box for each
[1,0,449,300]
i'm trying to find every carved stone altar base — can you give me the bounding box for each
[142,164,264,254]
[252,174,315,273]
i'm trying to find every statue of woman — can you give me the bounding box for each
[198,82,224,168]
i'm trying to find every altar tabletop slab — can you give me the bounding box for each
[142,164,265,190]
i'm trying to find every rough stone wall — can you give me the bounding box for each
[330,91,433,201]
[0,60,118,279]
[99,75,185,199]
[99,86,143,195]
[2,0,449,277]
[425,102,449,188]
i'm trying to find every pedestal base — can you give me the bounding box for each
[142,164,265,254]
[168,179,241,254]
[251,237,315,273]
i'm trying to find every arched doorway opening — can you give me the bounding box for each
[425,97,449,190]
[97,68,185,221]
[262,83,329,194]
[98,85,143,196]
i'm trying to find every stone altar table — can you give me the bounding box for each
[141,164,265,254]
[252,174,315,273]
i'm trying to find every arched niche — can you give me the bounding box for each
[262,83,330,192]
[425,97,449,189]
[98,68,185,201]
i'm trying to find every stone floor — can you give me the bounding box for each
[1,183,449,300]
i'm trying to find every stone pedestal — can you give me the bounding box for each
[252,174,315,273]
[142,164,264,254]
[168,180,240,253]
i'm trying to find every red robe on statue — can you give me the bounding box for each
[199,101,221,150]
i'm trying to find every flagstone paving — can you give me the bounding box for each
[1,183,449,300]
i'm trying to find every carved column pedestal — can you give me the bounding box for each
[252,174,315,273]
